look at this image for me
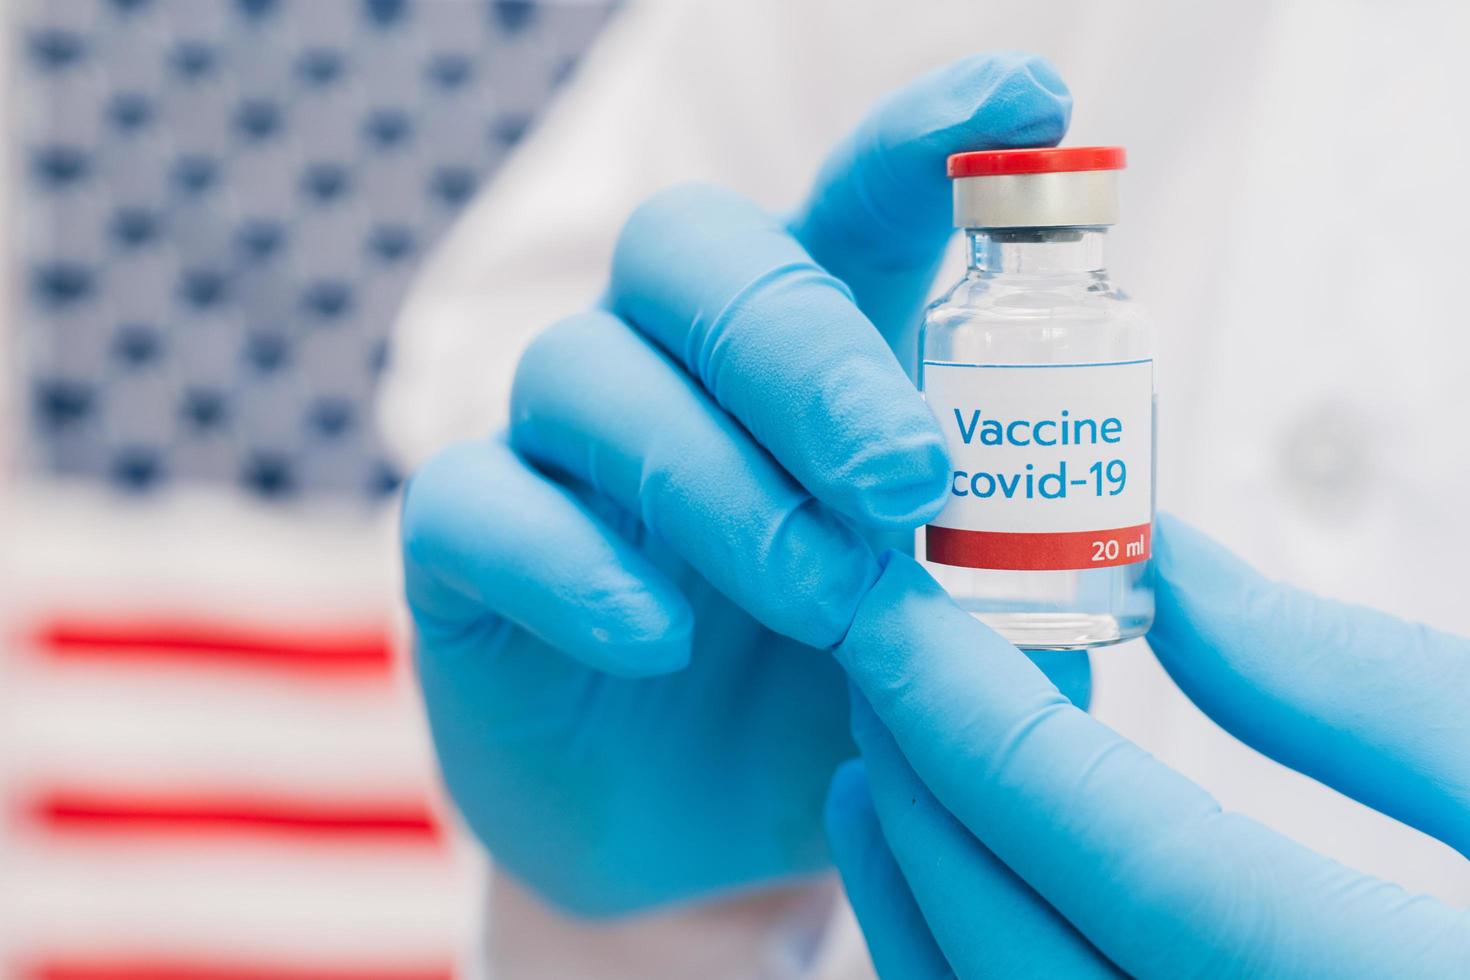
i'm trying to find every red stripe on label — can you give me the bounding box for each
[28,790,442,844]
[30,618,393,678]
[926,523,1151,571]
[22,957,454,980]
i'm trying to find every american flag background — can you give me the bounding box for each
[2,1,617,976]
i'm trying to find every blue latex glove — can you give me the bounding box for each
[400,54,1075,915]
[825,514,1470,978]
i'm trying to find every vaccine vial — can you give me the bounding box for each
[918,146,1153,650]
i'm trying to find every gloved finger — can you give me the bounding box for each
[511,309,880,649]
[1028,648,1091,710]
[611,184,949,530]
[1149,514,1470,855]
[787,52,1070,345]
[825,760,956,980]
[401,436,693,677]
[848,691,1121,979]
[834,552,1470,978]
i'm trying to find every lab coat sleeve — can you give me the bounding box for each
[484,872,870,980]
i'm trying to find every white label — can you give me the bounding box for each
[922,359,1153,571]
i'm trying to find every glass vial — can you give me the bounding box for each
[918,147,1153,650]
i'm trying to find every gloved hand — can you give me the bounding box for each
[400,54,1076,915]
[825,514,1470,978]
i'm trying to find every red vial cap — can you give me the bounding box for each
[947,146,1127,178]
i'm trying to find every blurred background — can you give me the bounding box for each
[1,1,617,976]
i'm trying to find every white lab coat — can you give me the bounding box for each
[380,1,1470,975]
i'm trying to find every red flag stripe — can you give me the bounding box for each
[23,956,453,980]
[30,618,394,677]
[28,790,442,843]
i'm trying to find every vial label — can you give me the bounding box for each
[922,359,1153,571]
